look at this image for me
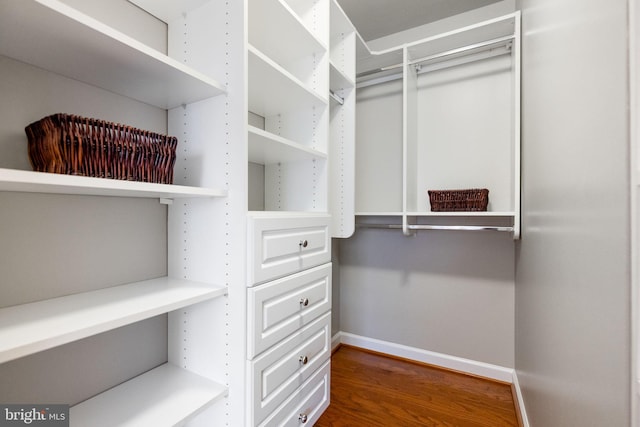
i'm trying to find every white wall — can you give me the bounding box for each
[515,0,631,425]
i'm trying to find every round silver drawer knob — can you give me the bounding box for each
[299,355,308,365]
[299,239,308,248]
[300,298,309,307]
[299,413,308,424]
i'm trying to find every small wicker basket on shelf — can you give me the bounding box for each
[428,188,489,212]
[25,113,178,184]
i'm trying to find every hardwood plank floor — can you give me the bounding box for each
[315,346,519,427]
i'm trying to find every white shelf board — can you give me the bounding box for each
[406,211,516,217]
[248,45,328,117]
[356,211,514,217]
[355,212,403,217]
[330,61,355,91]
[249,0,326,68]
[0,169,227,199]
[0,0,225,109]
[70,363,227,427]
[127,0,210,22]
[0,277,227,364]
[248,126,327,164]
[248,210,331,219]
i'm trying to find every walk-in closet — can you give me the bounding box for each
[0,0,636,426]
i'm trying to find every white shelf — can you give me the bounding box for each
[356,212,403,217]
[248,126,327,164]
[0,277,227,364]
[248,45,327,117]
[70,363,227,427]
[406,211,516,217]
[0,0,226,109]
[249,0,326,70]
[356,212,515,217]
[330,61,355,91]
[0,169,227,199]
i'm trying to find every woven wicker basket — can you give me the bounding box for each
[25,113,177,184]
[428,188,489,212]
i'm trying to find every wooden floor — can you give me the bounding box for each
[315,346,519,427]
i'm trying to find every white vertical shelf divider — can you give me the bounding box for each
[513,11,522,239]
[329,0,356,238]
[132,0,249,424]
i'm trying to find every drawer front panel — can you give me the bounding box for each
[248,214,331,285]
[248,263,331,358]
[251,312,331,425]
[258,360,331,427]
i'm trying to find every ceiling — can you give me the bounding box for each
[336,0,503,41]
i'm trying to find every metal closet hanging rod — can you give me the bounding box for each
[407,34,514,67]
[329,90,344,105]
[356,34,514,80]
[355,223,514,232]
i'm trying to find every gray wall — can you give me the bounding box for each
[339,229,515,367]
[515,0,631,425]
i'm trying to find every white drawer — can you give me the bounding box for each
[247,263,331,358]
[247,213,331,285]
[250,312,331,426]
[258,360,331,427]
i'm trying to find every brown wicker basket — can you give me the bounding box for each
[25,113,177,184]
[428,188,489,212]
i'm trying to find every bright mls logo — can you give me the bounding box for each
[0,405,68,427]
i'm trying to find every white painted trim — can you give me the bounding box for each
[338,332,514,383]
[331,331,342,353]
[511,370,530,427]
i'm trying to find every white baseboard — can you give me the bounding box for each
[511,370,530,427]
[337,331,514,383]
[331,331,342,352]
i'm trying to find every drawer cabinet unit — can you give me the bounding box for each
[247,212,331,286]
[246,212,332,425]
[249,312,331,425]
[248,263,332,358]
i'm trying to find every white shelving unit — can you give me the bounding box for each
[0,0,238,424]
[247,0,330,214]
[1,0,354,424]
[354,13,521,239]
[246,0,336,425]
